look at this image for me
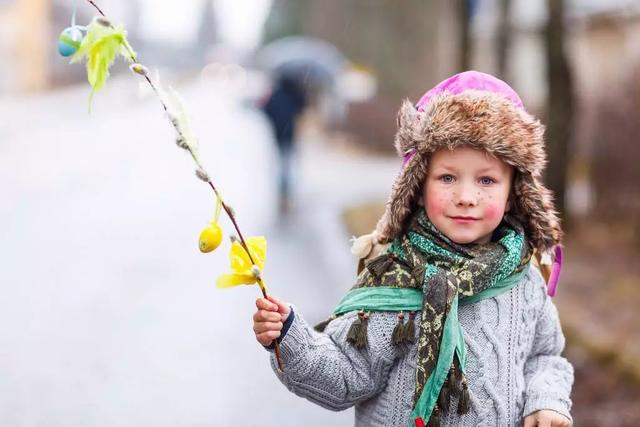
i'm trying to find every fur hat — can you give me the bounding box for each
[357,71,562,269]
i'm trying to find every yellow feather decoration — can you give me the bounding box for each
[216,237,267,292]
[71,18,136,109]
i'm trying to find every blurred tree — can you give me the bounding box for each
[263,0,458,100]
[261,0,307,45]
[496,0,512,80]
[545,0,573,219]
[262,0,464,153]
[458,0,471,71]
[128,0,142,41]
[17,0,51,91]
[590,68,640,230]
[197,0,217,47]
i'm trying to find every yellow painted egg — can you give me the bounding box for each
[199,223,223,253]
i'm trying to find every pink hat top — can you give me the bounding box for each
[415,70,524,112]
[402,71,525,166]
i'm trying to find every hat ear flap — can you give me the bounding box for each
[394,99,421,156]
[376,152,429,243]
[512,173,563,254]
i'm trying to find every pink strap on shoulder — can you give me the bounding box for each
[546,245,563,297]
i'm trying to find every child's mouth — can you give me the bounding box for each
[450,216,479,224]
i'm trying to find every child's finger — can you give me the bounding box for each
[252,309,282,323]
[253,321,283,334]
[256,330,281,345]
[255,297,278,312]
[266,295,290,315]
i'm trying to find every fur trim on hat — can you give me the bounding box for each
[375,91,562,255]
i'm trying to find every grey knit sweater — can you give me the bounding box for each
[267,266,573,426]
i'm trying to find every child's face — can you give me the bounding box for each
[422,147,513,245]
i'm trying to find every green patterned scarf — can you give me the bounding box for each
[316,209,532,426]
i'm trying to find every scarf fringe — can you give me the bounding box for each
[437,378,450,410]
[343,312,471,422]
[313,315,337,332]
[426,406,441,427]
[448,366,461,397]
[404,311,416,343]
[429,358,470,423]
[457,377,470,415]
[389,311,417,346]
[365,253,395,278]
[346,310,369,349]
[392,312,406,345]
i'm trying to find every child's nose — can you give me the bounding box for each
[455,185,478,207]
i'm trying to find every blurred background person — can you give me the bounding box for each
[254,34,349,216]
[259,72,307,215]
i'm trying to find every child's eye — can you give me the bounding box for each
[440,175,455,183]
[479,177,495,185]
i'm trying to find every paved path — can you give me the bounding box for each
[0,73,400,426]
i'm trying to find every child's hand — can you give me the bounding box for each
[524,410,570,427]
[253,295,291,347]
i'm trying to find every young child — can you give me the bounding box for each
[253,71,573,427]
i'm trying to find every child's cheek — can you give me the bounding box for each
[483,203,503,221]
[425,190,445,216]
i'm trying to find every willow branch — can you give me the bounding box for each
[86,0,105,17]
[81,0,283,372]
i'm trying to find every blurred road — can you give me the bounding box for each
[0,71,399,426]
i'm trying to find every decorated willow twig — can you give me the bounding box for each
[58,0,284,372]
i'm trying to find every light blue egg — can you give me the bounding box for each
[58,26,84,57]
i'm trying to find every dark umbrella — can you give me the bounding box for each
[255,36,348,90]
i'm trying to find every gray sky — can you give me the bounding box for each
[137,0,272,48]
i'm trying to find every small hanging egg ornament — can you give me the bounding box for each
[199,223,223,253]
[199,195,224,253]
[58,26,84,57]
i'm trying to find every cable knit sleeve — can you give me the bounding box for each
[266,309,398,411]
[523,273,574,423]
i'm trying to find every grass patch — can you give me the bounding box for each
[341,200,386,237]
